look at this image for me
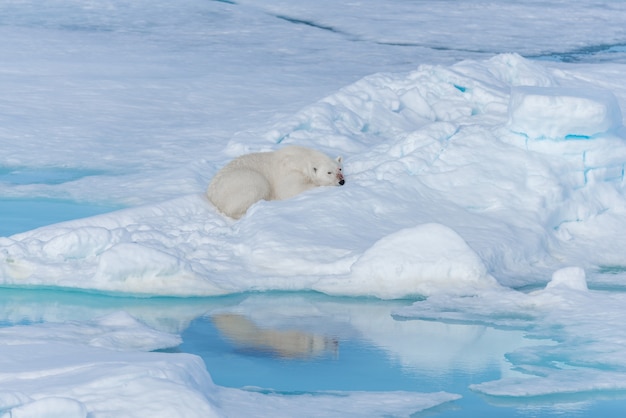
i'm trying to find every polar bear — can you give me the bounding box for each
[207,145,344,219]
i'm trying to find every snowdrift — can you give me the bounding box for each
[2,54,626,298]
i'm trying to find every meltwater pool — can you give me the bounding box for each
[1,166,118,236]
[0,197,119,236]
[2,287,626,417]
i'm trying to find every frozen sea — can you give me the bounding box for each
[2,0,626,416]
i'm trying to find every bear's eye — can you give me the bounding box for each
[327,171,332,175]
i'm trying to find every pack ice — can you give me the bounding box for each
[1,53,626,298]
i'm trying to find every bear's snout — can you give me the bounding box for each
[337,172,345,186]
[339,179,345,186]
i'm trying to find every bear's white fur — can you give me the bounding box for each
[207,145,344,219]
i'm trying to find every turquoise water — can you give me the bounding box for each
[0,166,106,186]
[0,167,118,236]
[2,198,626,417]
[0,197,120,236]
[2,286,626,417]
[177,296,626,418]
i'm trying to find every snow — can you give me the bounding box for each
[546,266,588,291]
[0,342,222,418]
[2,0,626,415]
[508,86,623,139]
[321,223,500,299]
[3,53,626,297]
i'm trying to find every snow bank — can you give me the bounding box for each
[0,343,222,418]
[508,86,623,139]
[3,397,87,418]
[0,310,221,417]
[316,223,500,299]
[2,54,626,297]
[545,266,588,291]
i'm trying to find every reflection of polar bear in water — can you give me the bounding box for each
[212,313,338,359]
[207,145,344,219]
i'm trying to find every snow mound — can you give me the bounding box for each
[545,266,588,291]
[2,54,626,297]
[0,343,222,418]
[317,223,499,299]
[2,397,87,418]
[508,86,623,139]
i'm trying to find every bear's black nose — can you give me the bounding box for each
[339,179,345,186]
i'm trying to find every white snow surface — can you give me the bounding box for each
[3,53,626,297]
[3,0,626,415]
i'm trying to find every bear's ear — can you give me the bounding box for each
[336,156,343,164]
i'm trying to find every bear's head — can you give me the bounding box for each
[311,156,344,187]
